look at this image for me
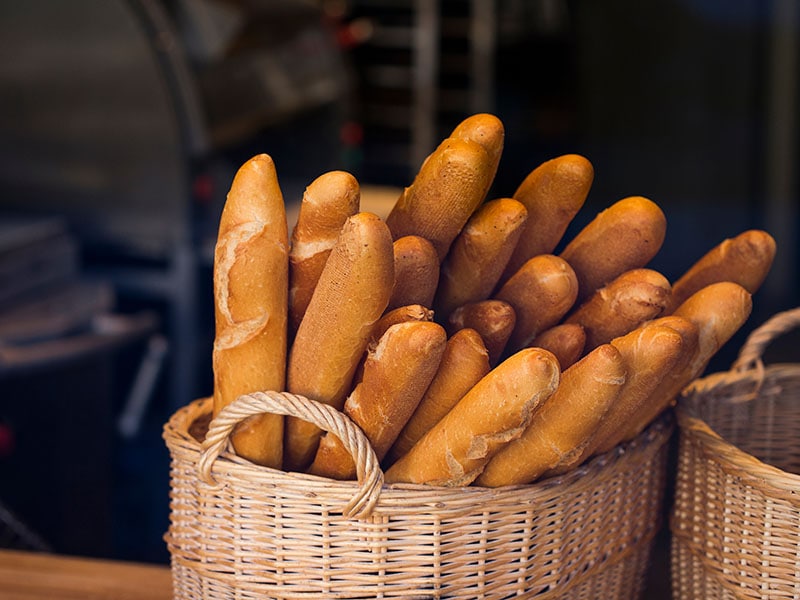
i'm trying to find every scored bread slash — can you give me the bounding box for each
[446,299,516,366]
[386,327,491,466]
[434,197,528,319]
[664,229,776,314]
[385,136,496,262]
[589,318,694,455]
[476,343,626,487]
[494,254,579,353]
[617,281,753,442]
[285,212,394,472]
[527,322,586,370]
[307,321,448,480]
[384,347,561,487]
[564,268,672,352]
[288,170,360,335]
[546,321,689,478]
[388,235,440,311]
[212,154,288,468]
[500,154,594,286]
[560,196,667,303]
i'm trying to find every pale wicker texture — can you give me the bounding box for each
[671,308,800,600]
[164,390,673,599]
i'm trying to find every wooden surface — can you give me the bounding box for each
[0,549,172,600]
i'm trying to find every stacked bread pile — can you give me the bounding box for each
[209,113,776,488]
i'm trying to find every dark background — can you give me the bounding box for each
[0,0,797,583]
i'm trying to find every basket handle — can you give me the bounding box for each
[197,391,384,519]
[731,307,800,373]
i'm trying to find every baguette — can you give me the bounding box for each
[564,268,672,351]
[384,347,561,486]
[308,321,447,480]
[449,112,504,197]
[434,197,528,318]
[388,235,439,311]
[385,137,496,262]
[528,323,586,370]
[559,196,667,303]
[386,327,491,465]
[288,170,360,334]
[620,281,752,441]
[285,212,395,471]
[501,154,594,284]
[589,316,697,454]
[352,304,434,387]
[494,254,579,352]
[475,343,626,487]
[665,229,776,314]
[446,299,516,366]
[212,154,288,468]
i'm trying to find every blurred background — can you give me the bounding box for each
[0,0,797,575]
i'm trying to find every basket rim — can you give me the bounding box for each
[676,362,800,503]
[164,393,675,514]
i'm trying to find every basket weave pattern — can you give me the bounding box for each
[671,308,800,600]
[164,391,673,599]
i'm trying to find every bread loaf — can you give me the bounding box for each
[588,317,695,455]
[528,323,586,370]
[494,254,579,352]
[288,170,360,334]
[449,112,505,182]
[285,212,394,471]
[560,196,667,303]
[446,299,516,366]
[212,154,288,468]
[388,235,439,311]
[434,197,528,318]
[665,229,776,314]
[620,282,752,441]
[476,343,625,487]
[564,268,672,352]
[385,137,495,262]
[308,320,447,480]
[384,347,560,486]
[386,327,490,465]
[501,154,594,284]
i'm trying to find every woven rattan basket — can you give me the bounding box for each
[164,389,674,599]
[671,307,800,600]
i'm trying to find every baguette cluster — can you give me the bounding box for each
[210,113,776,488]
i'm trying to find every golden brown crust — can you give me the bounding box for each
[448,113,505,187]
[476,344,625,487]
[620,282,751,441]
[388,235,440,311]
[665,229,776,314]
[385,137,495,262]
[386,327,491,465]
[564,268,672,352]
[501,154,594,284]
[446,299,516,366]
[494,254,579,352]
[528,323,586,370]
[559,196,667,303]
[308,321,447,480]
[288,170,360,334]
[384,347,560,486]
[284,212,395,472]
[212,154,288,468]
[434,197,528,318]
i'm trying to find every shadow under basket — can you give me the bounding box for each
[671,307,800,600]
[163,390,673,599]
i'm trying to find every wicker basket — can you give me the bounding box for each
[671,307,800,600]
[164,389,674,599]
